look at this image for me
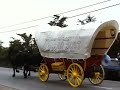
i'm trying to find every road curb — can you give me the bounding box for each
[0,84,19,90]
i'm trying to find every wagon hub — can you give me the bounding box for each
[41,70,45,75]
[73,72,78,78]
[95,72,100,77]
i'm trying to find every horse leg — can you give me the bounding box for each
[12,68,15,77]
[28,71,31,76]
[23,65,28,78]
[23,69,26,78]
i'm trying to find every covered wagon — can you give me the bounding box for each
[35,20,119,87]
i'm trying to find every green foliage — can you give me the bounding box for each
[9,33,40,62]
[17,33,32,46]
[9,38,24,52]
[0,33,40,67]
[0,41,9,67]
[77,15,96,25]
[48,14,68,28]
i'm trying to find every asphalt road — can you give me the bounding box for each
[0,67,120,90]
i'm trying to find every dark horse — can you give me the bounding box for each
[22,50,43,78]
[9,47,43,78]
[8,49,29,78]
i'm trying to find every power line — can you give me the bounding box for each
[0,3,119,34]
[68,3,120,18]
[0,25,38,33]
[0,0,111,29]
[57,0,111,15]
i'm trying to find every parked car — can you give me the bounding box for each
[102,55,120,80]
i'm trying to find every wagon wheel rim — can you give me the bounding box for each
[88,65,105,85]
[67,63,84,87]
[38,64,49,82]
[58,73,67,81]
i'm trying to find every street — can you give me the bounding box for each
[0,67,120,90]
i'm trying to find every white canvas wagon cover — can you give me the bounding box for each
[35,20,119,59]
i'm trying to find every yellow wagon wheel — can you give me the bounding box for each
[67,63,84,87]
[88,65,105,85]
[58,72,67,81]
[38,64,49,82]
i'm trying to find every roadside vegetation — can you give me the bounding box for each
[0,33,39,67]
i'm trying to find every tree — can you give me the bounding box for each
[8,33,42,77]
[0,41,3,57]
[9,33,39,57]
[48,14,68,28]
[9,38,24,54]
[56,16,68,28]
[9,38,24,66]
[17,33,32,51]
[77,15,96,25]
[0,41,3,49]
[0,40,9,67]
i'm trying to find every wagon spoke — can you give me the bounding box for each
[69,77,74,83]
[92,78,96,83]
[39,67,42,71]
[73,78,77,85]
[98,75,103,80]
[74,78,78,85]
[76,78,80,85]
[75,66,79,72]
[77,75,82,79]
[73,65,76,71]
[41,65,44,69]
[97,78,101,82]
[76,67,80,72]
[76,77,82,83]
[70,67,74,71]
[99,74,103,77]
[69,73,74,79]
[68,73,73,77]
[70,66,74,71]
[69,69,74,73]
[96,78,99,83]
[74,65,77,71]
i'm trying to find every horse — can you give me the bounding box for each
[8,48,31,78]
[9,47,43,78]
[23,51,43,78]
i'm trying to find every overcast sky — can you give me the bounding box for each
[0,0,120,47]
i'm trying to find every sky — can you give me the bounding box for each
[0,0,120,47]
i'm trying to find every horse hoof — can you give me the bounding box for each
[12,74,15,77]
[24,76,27,78]
[28,73,31,76]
